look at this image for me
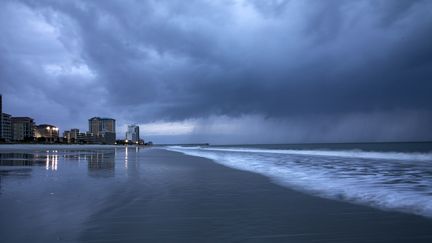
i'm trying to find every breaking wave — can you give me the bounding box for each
[167,146,432,217]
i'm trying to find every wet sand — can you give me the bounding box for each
[79,149,432,242]
[1,147,432,242]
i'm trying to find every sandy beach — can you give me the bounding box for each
[1,147,432,242]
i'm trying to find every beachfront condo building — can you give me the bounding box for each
[35,124,59,143]
[1,113,12,142]
[125,124,140,143]
[89,117,116,136]
[11,117,35,141]
[63,128,80,143]
[88,117,116,144]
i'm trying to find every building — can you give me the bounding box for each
[1,113,12,142]
[34,124,59,143]
[77,132,87,143]
[63,130,71,143]
[70,128,79,142]
[66,131,91,144]
[82,131,98,144]
[63,128,80,143]
[125,124,140,143]
[88,117,116,144]
[11,117,35,142]
[89,117,116,136]
[0,94,2,140]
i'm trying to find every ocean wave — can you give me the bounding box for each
[167,146,432,161]
[166,146,432,218]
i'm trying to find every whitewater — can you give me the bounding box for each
[166,146,432,218]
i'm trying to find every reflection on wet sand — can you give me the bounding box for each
[0,146,128,242]
[87,150,115,178]
[0,153,45,166]
[0,148,118,176]
[122,146,140,177]
[0,146,144,197]
[45,150,58,171]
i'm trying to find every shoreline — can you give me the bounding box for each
[1,147,432,242]
[80,149,432,242]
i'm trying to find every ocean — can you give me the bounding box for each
[167,142,432,218]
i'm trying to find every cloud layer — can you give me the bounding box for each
[1,0,431,143]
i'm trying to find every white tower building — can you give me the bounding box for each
[125,124,140,143]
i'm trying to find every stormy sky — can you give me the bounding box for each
[1,0,431,144]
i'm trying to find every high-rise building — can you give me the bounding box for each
[11,117,35,141]
[34,124,59,143]
[89,117,116,135]
[1,113,12,142]
[88,117,116,144]
[125,124,140,143]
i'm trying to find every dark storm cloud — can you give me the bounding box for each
[1,0,431,142]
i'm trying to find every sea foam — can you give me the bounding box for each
[166,146,432,217]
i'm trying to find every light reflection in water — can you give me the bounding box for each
[45,150,58,171]
[1,149,117,179]
[123,146,140,175]
[87,151,115,178]
[125,146,128,169]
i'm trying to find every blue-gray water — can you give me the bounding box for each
[168,142,432,217]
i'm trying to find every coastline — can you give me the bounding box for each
[1,146,432,242]
[79,149,432,242]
